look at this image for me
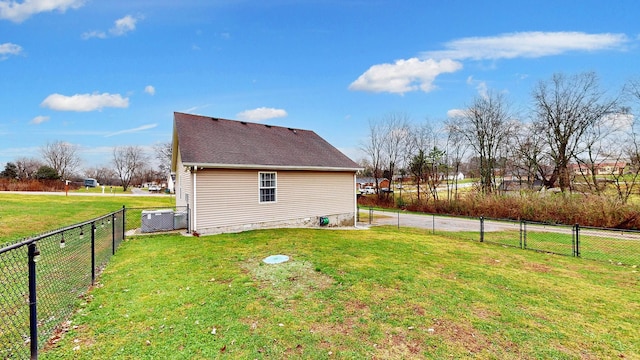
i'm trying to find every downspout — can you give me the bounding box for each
[192,168,197,232]
[353,172,357,226]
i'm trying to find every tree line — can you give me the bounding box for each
[1,142,172,191]
[360,72,640,204]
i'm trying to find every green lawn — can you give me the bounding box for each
[39,227,640,359]
[0,193,174,245]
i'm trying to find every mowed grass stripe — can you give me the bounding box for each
[0,193,174,244]
[40,227,640,359]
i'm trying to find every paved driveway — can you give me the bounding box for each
[360,209,640,241]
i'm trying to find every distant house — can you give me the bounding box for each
[356,177,390,192]
[171,112,362,235]
[167,173,175,194]
[570,162,627,176]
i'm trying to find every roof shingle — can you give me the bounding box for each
[173,112,360,171]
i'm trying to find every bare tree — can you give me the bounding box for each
[444,129,468,202]
[381,113,411,194]
[532,72,618,192]
[447,91,515,193]
[14,157,44,180]
[573,111,628,194]
[84,166,117,186]
[511,122,548,188]
[360,119,385,197]
[40,141,81,180]
[425,146,445,201]
[608,79,640,203]
[356,158,373,177]
[154,142,172,174]
[407,123,437,202]
[112,145,148,191]
[404,123,436,202]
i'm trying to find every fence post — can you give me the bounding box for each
[122,205,126,239]
[574,223,580,257]
[28,243,39,360]
[369,207,373,225]
[480,216,484,242]
[91,222,96,285]
[186,204,190,233]
[111,212,116,255]
[432,214,435,234]
[519,220,523,249]
[357,206,360,222]
[397,210,400,229]
[523,221,527,249]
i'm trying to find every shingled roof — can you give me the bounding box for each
[172,112,361,171]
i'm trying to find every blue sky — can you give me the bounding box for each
[1,0,639,170]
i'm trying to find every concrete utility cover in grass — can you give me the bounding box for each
[263,254,290,264]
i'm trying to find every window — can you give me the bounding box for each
[259,172,276,203]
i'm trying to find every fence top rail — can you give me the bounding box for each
[363,207,482,222]
[0,237,35,255]
[579,225,640,234]
[360,206,640,232]
[0,208,124,255]
[126,206,187,211]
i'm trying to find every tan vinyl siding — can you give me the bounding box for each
[175,150,192,209]
[194,169,355,230]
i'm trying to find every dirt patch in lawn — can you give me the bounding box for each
[429,318,490,355]
[241,257,334,300]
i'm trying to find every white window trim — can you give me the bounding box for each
[258,171,277,203]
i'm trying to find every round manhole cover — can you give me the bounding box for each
[263,254,289,264]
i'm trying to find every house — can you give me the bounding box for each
[570,162,627,176]
[356,177,389,190]
[167,172,175,194]
[171,112,362,235]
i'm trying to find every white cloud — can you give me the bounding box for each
[109,14,138,36]
[447,109,466,118]
[82,14,141,40]
[0,42,22,59]
[423,31,629,61]
[0,0,84,23]
[41,92,129,112]
[30,115,49,124]
[351,31,628,95]
[602,112,634,132]
[236,107,288,121]
[81,30,106,40]
[181,104,211,114]
[105,124,157,137]
[144,85,155,95]
[467,76,488,98]
[349,58,462,94]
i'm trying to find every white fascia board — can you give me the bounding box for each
[182,162,363,172]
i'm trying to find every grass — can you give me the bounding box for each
[71,186,128,194]
[0,193,174,245]
[38,227,640,359]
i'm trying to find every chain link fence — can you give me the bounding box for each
[0,205,189,359]
[358,207,640,267]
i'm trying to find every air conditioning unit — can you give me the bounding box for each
[141,209,175,233]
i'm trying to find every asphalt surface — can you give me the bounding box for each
[361,209,640,240]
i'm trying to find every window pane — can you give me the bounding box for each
[260,188,275,202]
[259,172,276,202]
[260,173,275,188]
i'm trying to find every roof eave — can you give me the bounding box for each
[182,162,362,172]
